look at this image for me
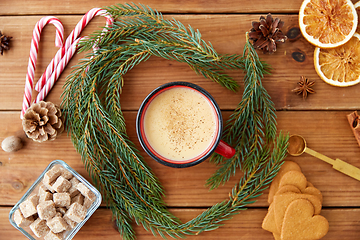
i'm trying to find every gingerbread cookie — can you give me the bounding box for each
[281,199,329,240]
[262,160,328,240]
[262,203,278,234]
[275,185,301,196]
[268,161,302,203]
[306,181,314,187]
[303,186,323,203]
[273,233,281,240]
[278,171,323,203]
[278,171,307,192]
[273,193,322,232]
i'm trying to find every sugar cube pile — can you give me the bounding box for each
[14,165,96,240]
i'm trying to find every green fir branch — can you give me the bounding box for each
[175,133,288,235]
[61,4,288,240]
[207,37,277,189]
[79,4,242,91]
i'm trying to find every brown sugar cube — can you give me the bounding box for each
[52,165,74,180]
[30,218,50,238]
[43,177,55,193]
[56,207,66,215]
[44,167,61,182]
[46,216,68,233]
[39,192,53,203]
[44,231,63,240]
[43,181,55,193]
[38,185,50,196]
[63,215,77,229]
[37,200,56,220]
[52,176,71,193]
[64,202,87,223]
[83,196,94,209]
[68,177,80,197]
[53,193,71,208]
[19,195,39,218]
[71,194,84,206]
[13,209,35,227]
[60,168,73,180]
[69,188,80,198]
[70,177,80,187]
[76,183,95,201]
[69,187,80,198]
[43,167,62,192]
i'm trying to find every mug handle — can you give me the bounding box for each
[214,140,236,159]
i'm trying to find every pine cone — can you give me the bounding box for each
[248,13,287,54]
[22,101,64,142]
[0,31,12,55]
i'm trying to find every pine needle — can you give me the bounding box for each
[61,4,288,240]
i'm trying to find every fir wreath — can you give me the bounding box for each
[61,3,289,240]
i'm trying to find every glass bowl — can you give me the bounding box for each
[9,160,102,240]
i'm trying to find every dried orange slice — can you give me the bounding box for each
[314,33,360,87]
[299,0,357,48]
[355,1,360,32]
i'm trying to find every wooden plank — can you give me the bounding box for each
[2,110,360,207]
[0,0,303,15]
[1,14,359,112]
[1,1,359,240]
[1,207,360,239]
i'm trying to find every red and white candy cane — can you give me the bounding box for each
[35,37,84,103]
[34,8,113,92]
[21,16,64,119]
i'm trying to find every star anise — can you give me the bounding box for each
[0,31,12,55]
[248,13,287,54]
[292,76,315,99]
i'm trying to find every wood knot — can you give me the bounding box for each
[292,51,306,62]
[12,180,24,191]
[287,27,301,41]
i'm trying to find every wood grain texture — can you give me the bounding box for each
[2,110,360,207]
[2,207,360,240]
[2,1,360,239]
[0,0,303,15]
[2,14,360,112]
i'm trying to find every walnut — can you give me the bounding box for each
[22,101,64,142]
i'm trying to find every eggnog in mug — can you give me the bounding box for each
[143,86,218,161]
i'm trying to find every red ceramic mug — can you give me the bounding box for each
[136,82,235,168]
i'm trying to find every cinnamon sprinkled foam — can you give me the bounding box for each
[143,87,217,161]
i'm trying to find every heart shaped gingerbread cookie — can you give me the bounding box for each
[278,170,307,192]
[275,185,301,195]
[262,203,278,234]
[302,186,323,203]
[281,199,329,240]
[263,160,328,240]
[273,193,322,232]
[268,161,302,203]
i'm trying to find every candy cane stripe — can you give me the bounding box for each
[34,8,113,92]
[21,16,64,119]
[35,37,84,103]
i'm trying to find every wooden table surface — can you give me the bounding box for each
[1,0,360,239]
